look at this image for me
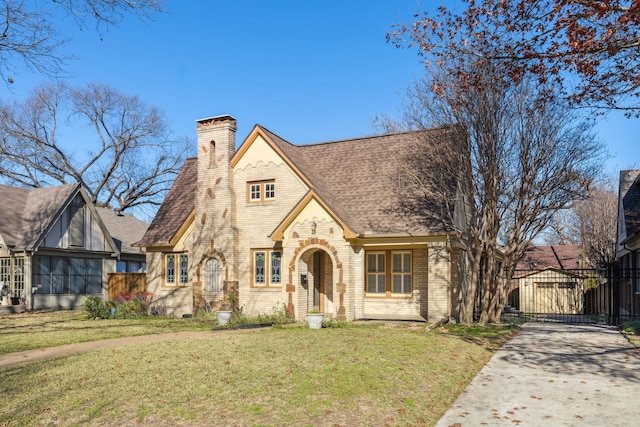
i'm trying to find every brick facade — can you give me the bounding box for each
[143,116,461,321]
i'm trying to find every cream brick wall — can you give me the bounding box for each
[151,117,461,321]
[427,241,452,322]
[191,116,238,307]
[361,248,428,320]
[145,251,193,317]
[234,152,309,316]
[283,219,353,320]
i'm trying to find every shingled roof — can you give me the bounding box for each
[95,207,148,255]
[139,124,461,246]
[259,125,459,235]
[516,245,581,271]
[0,183,80,250]
[137,157,196,246]
[619,170,640,242]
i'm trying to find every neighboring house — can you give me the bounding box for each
[0,183,147,310]
[95,207,148,274]
[510,245,584,314]
[138,115,467,321]
[616,170,640,318]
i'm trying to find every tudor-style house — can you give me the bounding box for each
[138,115,466,321]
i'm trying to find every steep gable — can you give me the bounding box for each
[234,124,460,236]
[0,183,119,254]
[0,183,80,250]
[19,184,81,250]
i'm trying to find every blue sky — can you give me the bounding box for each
[7,0,640,177]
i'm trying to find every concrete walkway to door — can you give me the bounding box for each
[436,322,640,427]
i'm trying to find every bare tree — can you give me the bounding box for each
[546,182,618,268]
[0,0,164,83]
[380,61,605,324]
[0,82,189,214]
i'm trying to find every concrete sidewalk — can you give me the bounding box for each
[436,322,640,426]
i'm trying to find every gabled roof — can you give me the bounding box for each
[142,123,461,247]
[513,265,585,279]
[137,157,196,247]
[270,190,358,241]
[516,245,581,271]
[618,170,640,244]
[0,183,120,255]
[0,183,80,250]
[241,124,460,236]
[95,207,148,255]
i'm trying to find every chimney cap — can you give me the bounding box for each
[195,114,236,125]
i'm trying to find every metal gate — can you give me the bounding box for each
[612,265,640,325]
[502,267,615,324]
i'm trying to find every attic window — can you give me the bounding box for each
[68,203,85,247]
[248,180,275,202]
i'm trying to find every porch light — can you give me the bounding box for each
[311,221,317,234]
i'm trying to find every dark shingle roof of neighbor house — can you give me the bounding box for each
[516,245,581,271]
[139,125,461,246]
[619,170,640,240]
[136,157,196,246]
[0,183,80,250]
[94,207,148,255]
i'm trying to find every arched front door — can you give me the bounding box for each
[297,249,334,316]
[312,251,324,312]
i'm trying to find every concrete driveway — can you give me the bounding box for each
[436,322,640,426]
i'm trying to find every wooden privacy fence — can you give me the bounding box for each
[108,273,146,300]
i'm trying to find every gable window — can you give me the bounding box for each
[68,203,85,247]
[252,249,282,287]
[366,250,413,296]
[165,253,188,287]
[248,180,275,202]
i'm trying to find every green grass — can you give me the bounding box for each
[0,310,217,355]
[620,320,640,347]
[0,311,517,426]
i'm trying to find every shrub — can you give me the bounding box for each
[621,320,640,334]
[215,304,295,329]
[86,292,161,319]
[84,296,111,319]
[112,292,157,318]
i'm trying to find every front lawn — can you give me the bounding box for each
[0,312,517,426]
[0,310,215,355]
